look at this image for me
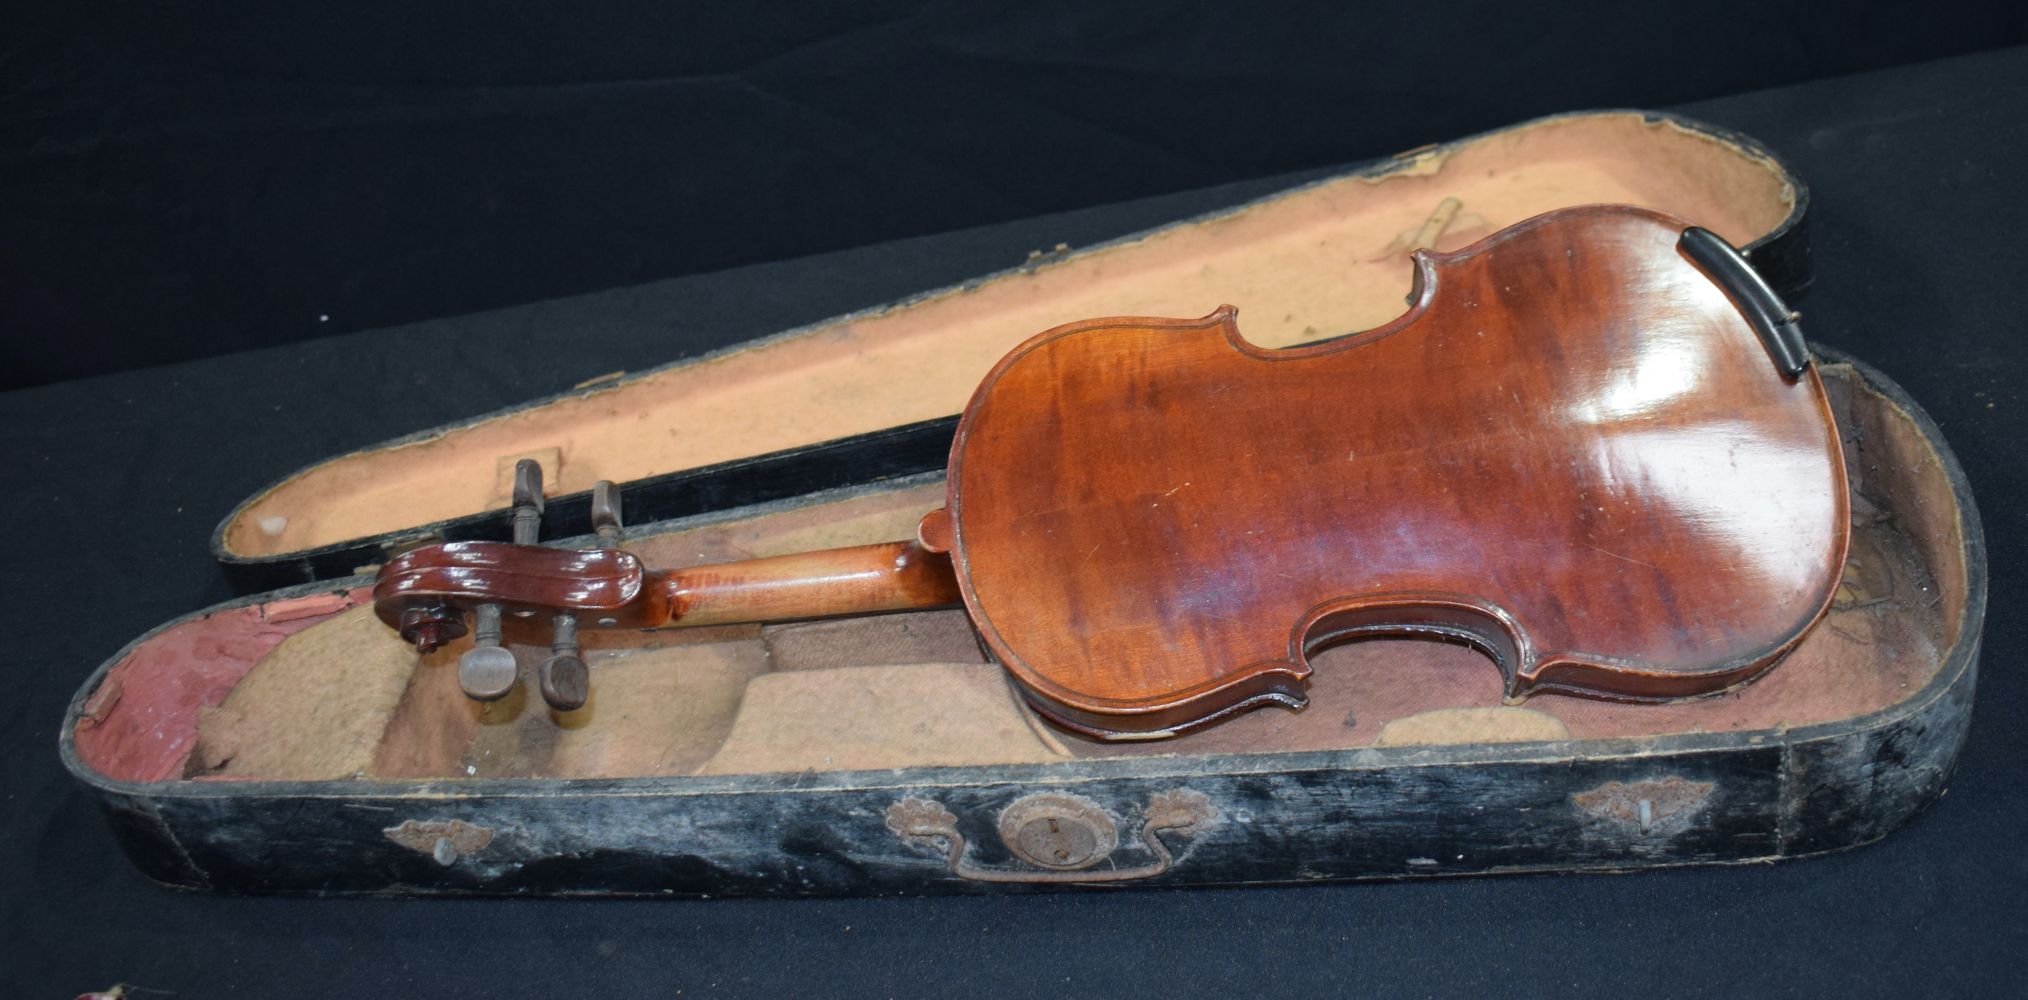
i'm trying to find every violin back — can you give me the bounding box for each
[940,205,1848,738]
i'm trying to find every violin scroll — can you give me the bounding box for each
[374,461,651,710]
[374,461,965,711]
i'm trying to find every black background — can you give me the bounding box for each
[6,5,2028,998]
[5,1,2026,389]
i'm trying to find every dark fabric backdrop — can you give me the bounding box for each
[3,41,2026,1000]
[4,0,2025,388]
[7,6,2028,998]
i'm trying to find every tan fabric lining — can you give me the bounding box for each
[695,664,1072,775]
[222,113,1796,558]
[191,606,418,781]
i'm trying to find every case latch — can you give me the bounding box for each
[886,790,1216,883]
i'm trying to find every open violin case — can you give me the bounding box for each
[62,110,1983,896]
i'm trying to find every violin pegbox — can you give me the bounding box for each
[408,459,626,712]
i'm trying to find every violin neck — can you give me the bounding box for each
[658,540,962,628]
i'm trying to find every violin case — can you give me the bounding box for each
[62,110,1982,896]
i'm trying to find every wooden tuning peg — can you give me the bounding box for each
[537,479,617,711]
[457,459,546,701]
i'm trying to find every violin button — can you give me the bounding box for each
[916,507,952,553]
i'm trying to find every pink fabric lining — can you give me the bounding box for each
[72,590,365,782]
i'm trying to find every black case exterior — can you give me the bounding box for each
[210,110,1813,594]
[76,357,1978,898]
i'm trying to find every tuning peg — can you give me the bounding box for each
[538,613,590,711]
[457,459,547,700]
[591,480,623,549]
[536,479,617,711]
[510,459,545,544]
[457,603,518,700]
[528,479,623,710]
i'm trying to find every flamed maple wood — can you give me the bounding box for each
[374,204,1848,740]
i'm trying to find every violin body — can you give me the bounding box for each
[927,205,1846,736]
[376,205,1847,740]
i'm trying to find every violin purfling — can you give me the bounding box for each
[374,205,1850,739]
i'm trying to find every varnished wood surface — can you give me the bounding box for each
[664,541,960,627]
[374,205,1847,740]
[374,539,958,634]
[377,544,659,626]
[942,205,1847,737]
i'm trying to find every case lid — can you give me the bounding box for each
[213,110,1809,590]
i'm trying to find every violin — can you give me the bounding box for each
[375,204,1849,740]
